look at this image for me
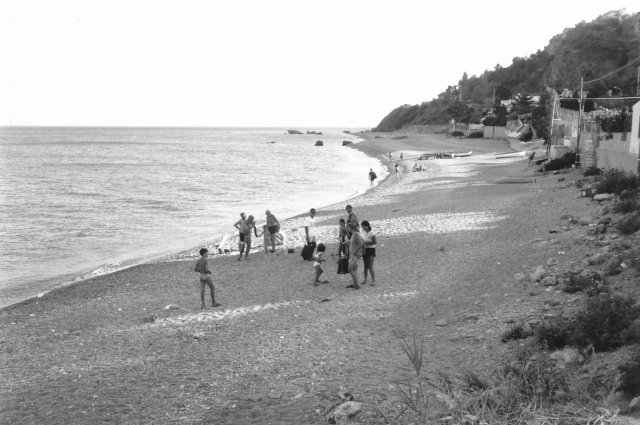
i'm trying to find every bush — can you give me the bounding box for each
[501,324,532,342]
[450,130,464,137]
[535,318,576,349]
[583,166,601,177]
[467,131,483,138]
[618,350,640,394]
[616,212,640,235]
[574,295,640,351]
[543,152,576,171]
[595,169,639,195]
[561,271,603,295]
[612,198,639,214]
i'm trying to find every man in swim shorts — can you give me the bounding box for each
[234,213,247,250]
[265,209,280,253]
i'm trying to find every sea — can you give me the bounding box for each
[0,127,385,307]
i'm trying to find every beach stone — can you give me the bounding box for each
[541,276,557,286]
[164,304,180,310]
[514,273,526,282]
[329,401,362,424]
[593,193,613,202]
[549,347,584,368]
[530,266,546,282]
[435,319,449,327]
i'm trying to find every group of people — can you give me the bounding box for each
[232,210,281,261]
[194,204,378,308]
[305,204,376,290]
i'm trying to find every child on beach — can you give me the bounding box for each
[361,220,377,286]
[194,248,221,309]
[313,243,328,286]
[259,224,270,254]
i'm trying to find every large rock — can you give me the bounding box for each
[287,129,303,134]
[329,401,362,424]
[593,193,613,202]
[549,347,585,367]
[315,140,324,146]
[530,266,546,283]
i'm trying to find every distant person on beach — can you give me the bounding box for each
[265,210,280,253]
[368,168,377,187]
[346,229,364,290]
[528,151,535,166]
[194,248,221,309]
[361,220,377,286]
[304,208,317,255]
[338,218,348,257]
[400,152,403,159]
[237,215,258,261]
[345,204,359,239]
[388,152,392,160]
[313,243,328,286]
[234,213,247,250]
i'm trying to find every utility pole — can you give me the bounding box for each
[576,77,583,168]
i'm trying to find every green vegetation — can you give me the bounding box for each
[534,295,640,351]
[595,168,640,195]
[542,152,576,171]
[374,10,640,132]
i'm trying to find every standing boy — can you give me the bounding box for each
[346,229,364,290]
[194,248,221,309]
[345,204,359,239]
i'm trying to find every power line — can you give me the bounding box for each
[583,55,640,85]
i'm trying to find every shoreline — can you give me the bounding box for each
[0,135,394,311]
[0,131,502,312]
[0,132,386,311]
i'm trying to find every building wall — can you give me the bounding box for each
[483,126,506,138]
[595,101,639,175]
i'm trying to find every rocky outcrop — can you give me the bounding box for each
[342,141,353,146]
[315,140,324,146]
[287,129,303,135]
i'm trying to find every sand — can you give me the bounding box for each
[1,131,634,424]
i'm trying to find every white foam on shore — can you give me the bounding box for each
[152,291,418,327]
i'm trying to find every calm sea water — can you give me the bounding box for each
[0,127,384,306]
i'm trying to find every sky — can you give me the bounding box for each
[1,1,638,128]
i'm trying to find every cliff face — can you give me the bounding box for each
[374,9,640,132]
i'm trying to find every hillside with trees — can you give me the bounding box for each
[374,10,640,133]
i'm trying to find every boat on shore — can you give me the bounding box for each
[418,151,472,160]
[495,151,529,159]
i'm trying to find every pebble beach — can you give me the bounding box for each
[3,131,638,424]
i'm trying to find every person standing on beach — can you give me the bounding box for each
[361,220,377,286]
[368,168,377,187]
[394,162,400,179]
[234,213,247,251]
[338,218,348,257]
[265,210,280,253]
[346,229,364,290]
[237,215,258,261]
[194,248,221,309]
[304,208,317,255]
[345,205,359,239]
